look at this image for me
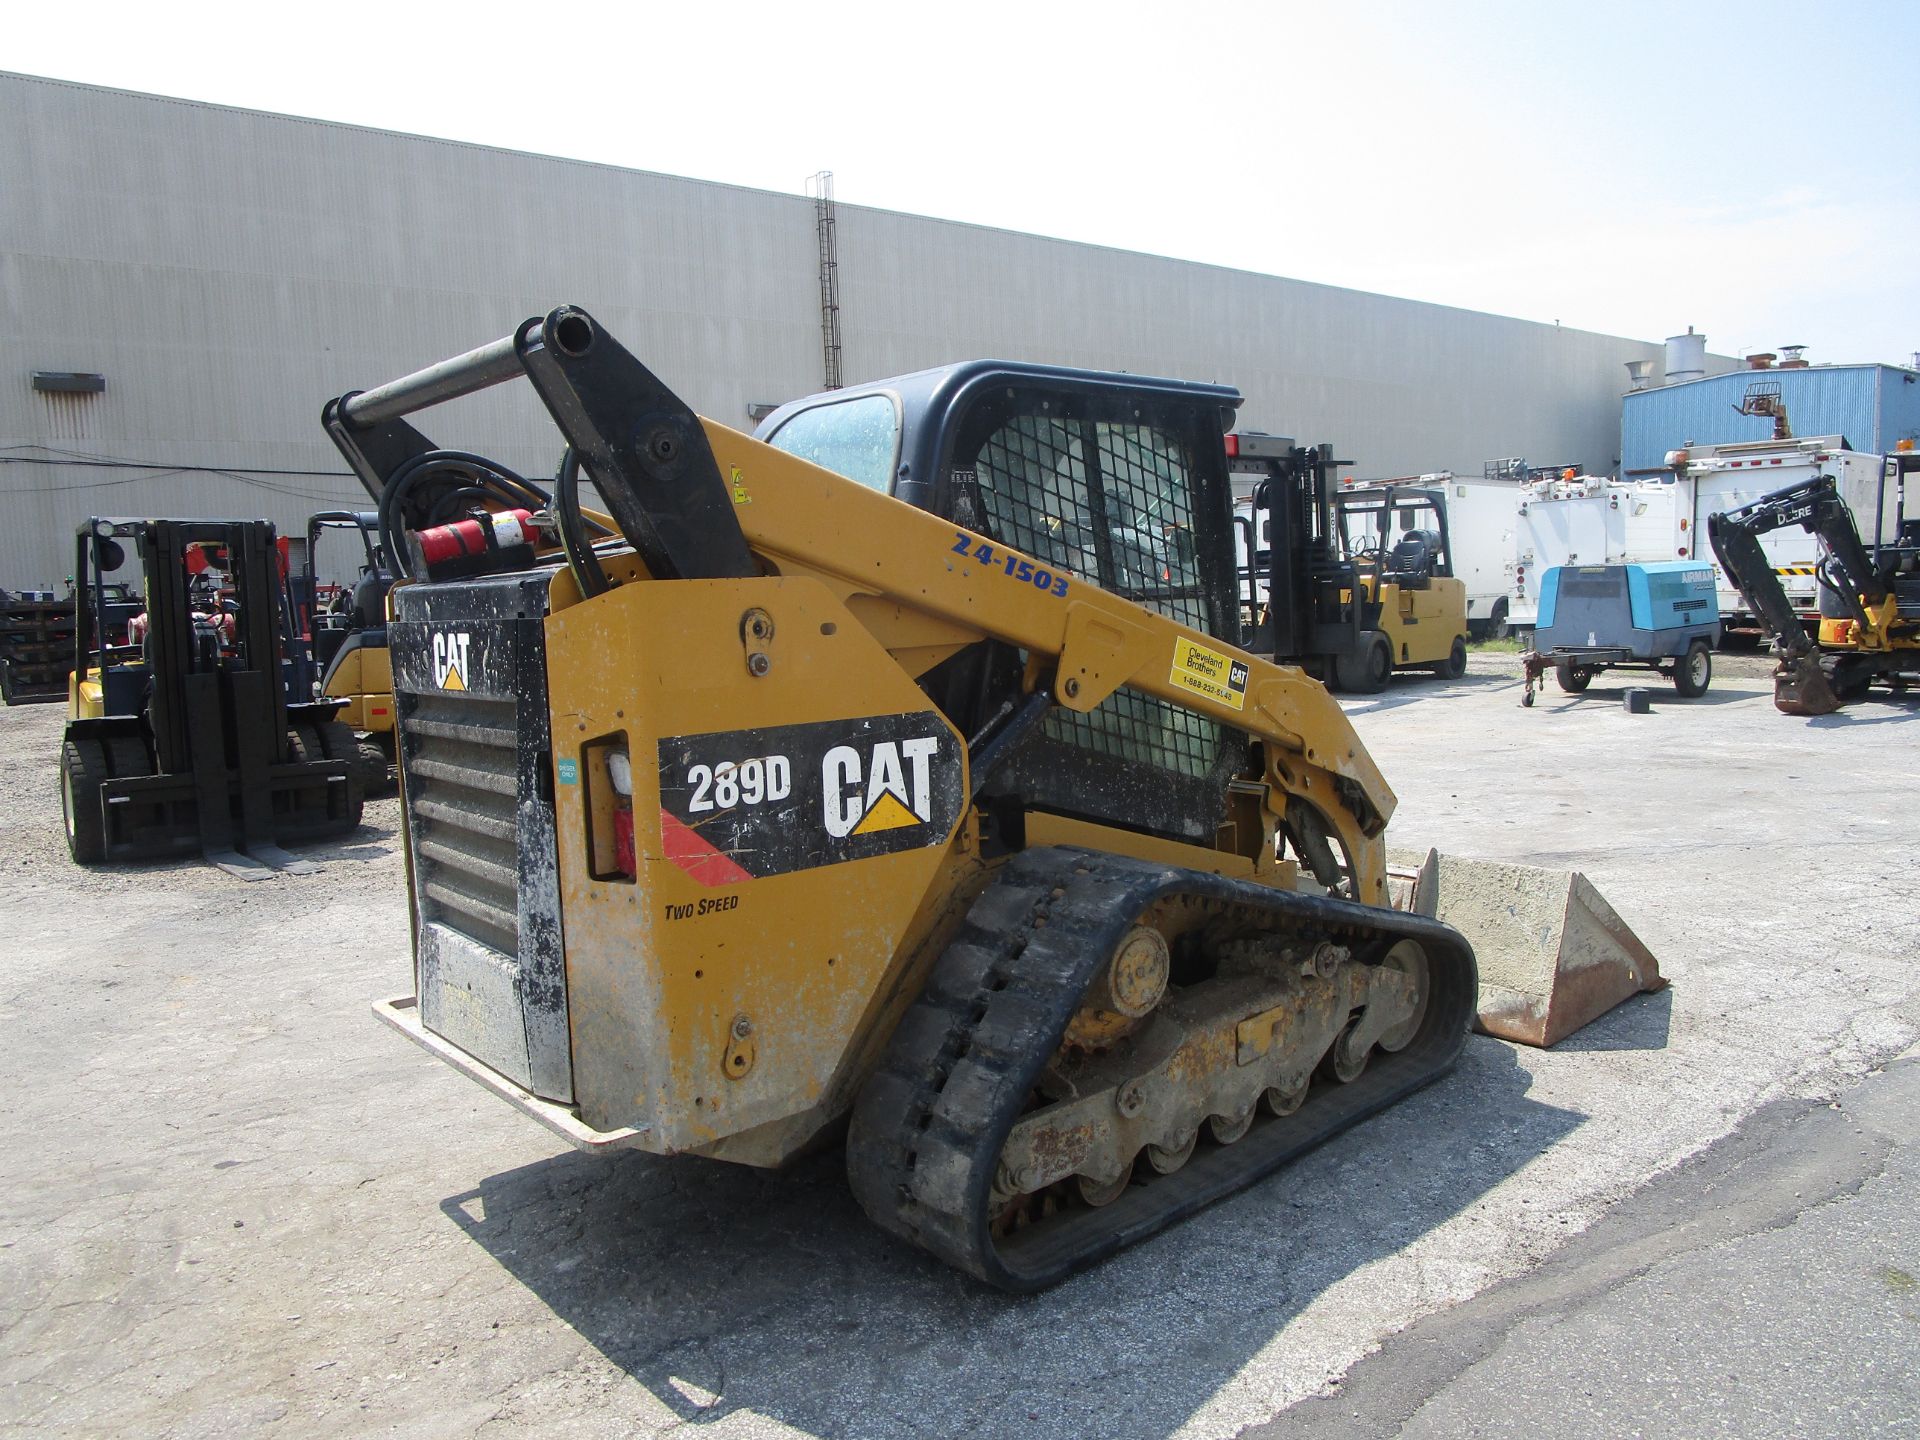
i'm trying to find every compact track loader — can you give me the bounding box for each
[333,308,1656,1289]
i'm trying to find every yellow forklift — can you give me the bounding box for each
[1234,441,1469,692]
[303,510,396,789]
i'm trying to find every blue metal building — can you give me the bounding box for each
[1621,364,1920,473]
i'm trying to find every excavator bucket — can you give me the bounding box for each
[1393,850,1665,1047]
[1773,653,1843,716]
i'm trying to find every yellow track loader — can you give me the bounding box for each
[327,308,1657,1290]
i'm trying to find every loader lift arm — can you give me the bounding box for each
[327,305,1397,897]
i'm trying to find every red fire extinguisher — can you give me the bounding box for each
[407,508,538,581]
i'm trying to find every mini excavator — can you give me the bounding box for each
[1708,461,1920,715]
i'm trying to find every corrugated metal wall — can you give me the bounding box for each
[4,71,1671,588]
[1879,367,1920,451]
[1621,365,1920,473]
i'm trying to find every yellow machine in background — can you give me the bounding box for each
[303,511,396,789]
[1232,451,1470,694]
[1333,482,1470,686]
[327,308,1655,1290]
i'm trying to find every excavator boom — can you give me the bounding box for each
[1709,472,1920,714]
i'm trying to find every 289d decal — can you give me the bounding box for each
[656,714,964,885]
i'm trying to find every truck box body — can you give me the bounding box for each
[1680,437,1898,620]
[1399,475,1519,633]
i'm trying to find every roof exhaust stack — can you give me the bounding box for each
[1665,327,1706,383]
[1625,359,1654,391]
[1778,344,1810,370]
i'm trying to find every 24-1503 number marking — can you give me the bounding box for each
[951,532,1069,598]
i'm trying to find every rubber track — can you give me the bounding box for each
[846,845,1478,1291]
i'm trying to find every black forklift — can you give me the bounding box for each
[61,518,364,873]
[1230,436,1470,691]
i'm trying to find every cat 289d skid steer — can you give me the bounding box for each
[330,307,1654,1290]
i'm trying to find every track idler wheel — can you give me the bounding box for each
[1263,1078,1309,1116]
[1320,1018,1371,1084]
[1146,1129,1198,1174]
[1374,940,1430,1053]
[1076,1169,1131,1208]
[1208,1104,1257,1145]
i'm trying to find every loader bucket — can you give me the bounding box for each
[1392,850,1665,1047]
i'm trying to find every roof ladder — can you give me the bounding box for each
[808,170,844,391]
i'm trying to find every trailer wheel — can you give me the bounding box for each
[1554,661,1593,694]
[1673,640,1712,699]
[1487,599,1510,642]
[61,737,108,864]
[0,660,15,707]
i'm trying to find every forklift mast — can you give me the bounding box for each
[1228,437,1364,662]
[63,517,360,870]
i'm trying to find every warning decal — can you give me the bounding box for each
[1168,636,1249,711]
[656,713,964,884]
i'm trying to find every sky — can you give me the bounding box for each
[9,0,1918,365]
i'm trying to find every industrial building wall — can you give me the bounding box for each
[1880,367,1920,453]
[5,70,1672,589]
[1621,365,1920,475]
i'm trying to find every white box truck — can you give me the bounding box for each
[1421,474,1522,638]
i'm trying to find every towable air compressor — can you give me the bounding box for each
[1520,562,1720,706]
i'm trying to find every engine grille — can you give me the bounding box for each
[390,570,571,1104]
[404,692,520,957]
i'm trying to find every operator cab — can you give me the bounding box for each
[1334,484,1454,591]
[757,361,1248,844]
[304,510,390,680]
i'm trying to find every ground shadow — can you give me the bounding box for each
[440,1038,1581,1440]
[1806,702,1920,730]
[1341,670,1515,718]
[1543,985,1673,1054]
[1543,678,1759,710]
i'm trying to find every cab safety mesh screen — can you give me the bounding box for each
[973,413,1223,781]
